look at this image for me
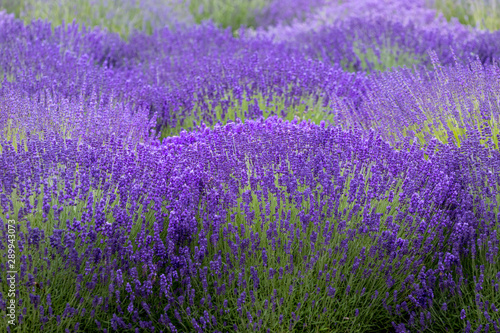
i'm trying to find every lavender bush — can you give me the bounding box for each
[258,1,500,73]
[0,15,368,136]
[1,116,499,332]
[0,1,499,332]
[358,52,500,149]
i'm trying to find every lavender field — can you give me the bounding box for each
[0,0,499,332]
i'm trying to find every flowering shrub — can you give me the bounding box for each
[360,52,500,149]
[0,16,368,136]
[1,114,499,332]
[0,1,499,332]
[258,0,500,72]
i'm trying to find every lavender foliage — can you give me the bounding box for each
[0,1,499,332]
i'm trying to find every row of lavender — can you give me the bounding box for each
[2,5,500,135]
[0,2,499,333]
[1,115,499,332]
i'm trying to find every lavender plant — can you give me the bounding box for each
[255,0,500,72]
[358,53,500,150]
[0,16,368,137]
[258,0,466,41]
[0,1,500,332]
[265,10,500,73]
[1,116,499,332]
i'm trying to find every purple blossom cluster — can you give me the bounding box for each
[1,115,499,331]
[0,1,499,332]
[0,15,367,134]
[258,0,500,71]
[360,52,500,147]
[253,0,327,27]
[259,0,466,40]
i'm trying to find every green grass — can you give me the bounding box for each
[0,0,190,38]
[351,43,423,73]
[312,38,425,73]
[0,0,25,18]
[158,89,337,138]
[428,0,500,31]
[186,0,270,31]
[0,0,278,36]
